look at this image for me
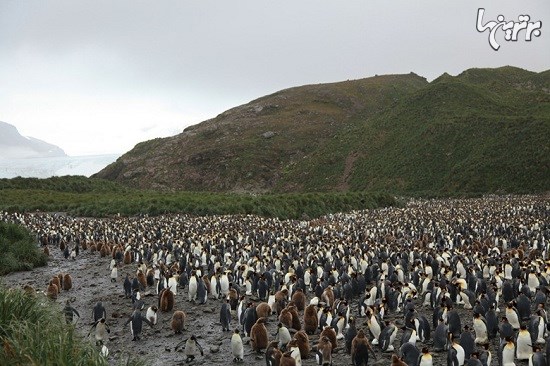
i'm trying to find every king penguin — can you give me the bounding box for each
[472,312,488,344]
[366,311,382,345]
[379,321,398,352]
[516,324,533,360]
[516,293,532,321]
[528,345,546,366]
[220,298,231,331]
[124,309,153,341]
[400,327,417,347]
[501,337,515,366]
[399,341,420,366]
[433,318,448,352]
[505,302,520,330]
[485,305,499,339]
[459,325,475,360]
[344,317,357,354]
[418,347,433,366]
[449,333,465,366]
[447,308,462,340]
[231,329,244,363]
[530,310,546,344]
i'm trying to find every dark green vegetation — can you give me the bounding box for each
[0,285,145,366]
[0,222,47,275]
[0,176,396,219]
[94,66,550,195]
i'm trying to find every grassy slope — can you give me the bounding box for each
[286,67,550,194]
[36,67,550,195]
[94,74,429,192]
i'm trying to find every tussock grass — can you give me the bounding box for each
[0,222,47,275]
[0,286,147,366]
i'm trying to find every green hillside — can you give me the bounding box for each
[94,66,550,195]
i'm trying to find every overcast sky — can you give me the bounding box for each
[1,1,548,156]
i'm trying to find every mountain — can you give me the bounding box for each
[0,121,67,159]
[94,66,550,194]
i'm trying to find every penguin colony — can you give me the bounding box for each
[2,195,549,365]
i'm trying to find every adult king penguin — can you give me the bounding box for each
[419,347,433,366]
[472,312,488,344]
[125,309,154,341]
[379,321,398,352]
[231,329,244,363]
[516,324,533,360]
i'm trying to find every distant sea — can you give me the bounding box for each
[0,154,120,179]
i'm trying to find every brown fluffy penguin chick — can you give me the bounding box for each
[250,317,269,352]
[256,302,272,319]
[171,310,186,333]
[279,307,293,329]
[317,336,333,366]
[62,273,72,291]
[320,326,337,350]
[137,270,147,289]
[51,276,61,294]
[46,280,58,300]
[293,330,311,359]
[275,289,288,303]
[304,304,318,335]
[291,289,306,311]
[322,286,335,308]
[159,288,174,312]
[100,245,108,258]
[288,304,301,331]
[352,329,376,365]
[391,354,408,366]
[123,250,132,264]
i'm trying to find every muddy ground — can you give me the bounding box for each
[3,243,513,366]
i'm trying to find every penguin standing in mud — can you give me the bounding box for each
[88,318,110,346]
[63,299,80,324]
[529,345,546,366]
[92,301,107,322]
[399,341,420,366]
[501,337,515,366]
[250,317,269,352]
[145,305,158,325]
[196,276,207,305]
[379,321,398,352]
[275,322,292,351]
[316,335,333,366]
[175,335,204,363]
[351,329,377,365]
[345,317,357,354]
[231,329,244,363]
[220,298,231,332]
[123,274,132,298]
[125,309,154,341]
[188,272,198,302]
[530,310,546,344]
[171,311,187,334]
[243,302,258,337]
[516,324,533,360]
[472,312,488,344]
[433,318,448,352]
[110,263,118,282]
